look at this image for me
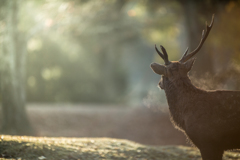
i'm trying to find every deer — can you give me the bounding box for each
[150,15,240,160]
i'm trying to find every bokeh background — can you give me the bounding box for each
[1,0,240,146]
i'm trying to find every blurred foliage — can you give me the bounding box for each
[192,1,240,91]
[0,0,239,104]
[23,0,182,104]
[213,1,240,62]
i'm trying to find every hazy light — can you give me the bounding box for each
[58,3,69,12]
[28,76,36,87]
[27,38,42,51]
[127,10,136,17]
[41,67,62,80]
[45,19,53,27]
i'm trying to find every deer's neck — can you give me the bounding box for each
[164,76,199,97]
[163,76,201,130]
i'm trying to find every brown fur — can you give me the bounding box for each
[152,60,240,160]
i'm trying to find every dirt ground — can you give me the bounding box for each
[0,135,202,160]
[27,104,187,146]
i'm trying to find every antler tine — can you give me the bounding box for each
[160,45,170,64]
[180,47,189,61]
[155,45,170,65]
[155,44,165,60]
[179,14,214,63]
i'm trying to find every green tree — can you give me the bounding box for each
[0,0,34,135]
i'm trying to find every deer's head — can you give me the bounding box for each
[151,15,214,90]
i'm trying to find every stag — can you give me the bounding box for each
[150,15,240,160]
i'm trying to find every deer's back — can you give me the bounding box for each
[187,89,240,117]
[184,90,240,149]
[202,90,240,118]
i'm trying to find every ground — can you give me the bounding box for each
[1,135,240,160]
[0,135,197,160]
[1,105,240,159]
[27,104,186,145]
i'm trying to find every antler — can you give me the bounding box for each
[155,45,170,65]
[179,15,214,63]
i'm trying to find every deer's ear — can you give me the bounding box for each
[150,63,167,76]
[183,58,196,72]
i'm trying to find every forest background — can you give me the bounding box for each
[1,0,240,142]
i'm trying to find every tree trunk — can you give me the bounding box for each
[0,0,34,135]
[182,0,214,75]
